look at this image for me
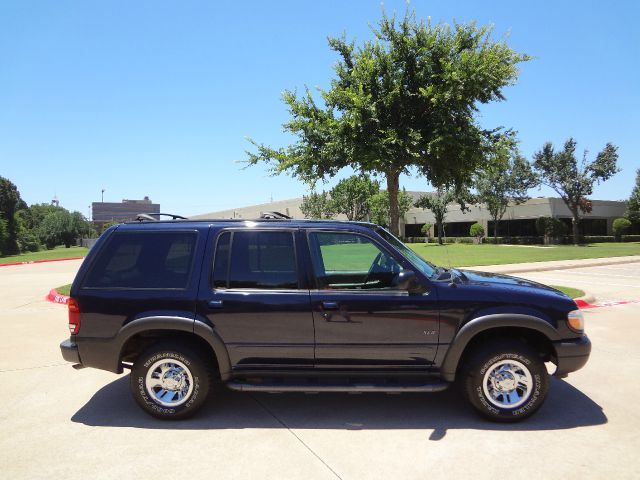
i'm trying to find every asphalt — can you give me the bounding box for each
[1,258,639,479]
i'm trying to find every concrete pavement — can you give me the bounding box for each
[1,259,639,479]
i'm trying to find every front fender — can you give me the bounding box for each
[440,314,560,382]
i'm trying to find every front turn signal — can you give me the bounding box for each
[567,309,584,333]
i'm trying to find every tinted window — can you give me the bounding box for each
[309,232,402,290]
[84,231,197,289]
[223,231,297,289]
[212,232,230,288]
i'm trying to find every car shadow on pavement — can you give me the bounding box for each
[71,376,606,437]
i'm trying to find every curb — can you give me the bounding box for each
[479,256,640,274]
[46,288,70,305]
[0,257,84,268]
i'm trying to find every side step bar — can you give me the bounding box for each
[226,381,450,393]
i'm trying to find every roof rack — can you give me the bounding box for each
[259,211,292,219]
[135,213,187,222]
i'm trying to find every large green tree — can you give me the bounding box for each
[299,190,336,219]
[38,209,94,249]
[0,176,26,254]
[415,187,470,245]
[246,10,529,235]
[368,189,413,229]
[626,169,640,228]
[533,139,619,245]
[475,141,538,239]
[329,175,379,221]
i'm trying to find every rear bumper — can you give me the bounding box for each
[553,335,591,377]
[60,339,81,364]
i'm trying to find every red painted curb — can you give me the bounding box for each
[576,299,639,309]
[46,288,70,305]
[575,299,594,309]
[0,257,84,268]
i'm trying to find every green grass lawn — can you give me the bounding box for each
[55,284,72,296]
[1,246,88,263]
[550,285,585,299]
[408,242,640,268]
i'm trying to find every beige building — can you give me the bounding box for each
[191,193,627,238]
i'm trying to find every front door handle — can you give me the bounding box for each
[321,301,339,310]
[208,300,224,309]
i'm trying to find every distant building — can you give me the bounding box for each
[191,193,627,238]
[92,196,160,232]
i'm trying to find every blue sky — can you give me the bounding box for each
[1,0,638,218]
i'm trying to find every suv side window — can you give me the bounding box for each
[212,231,298,290]
[84,231,197,289]
[308,231,402,290]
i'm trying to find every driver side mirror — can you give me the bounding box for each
[395,270,425,294]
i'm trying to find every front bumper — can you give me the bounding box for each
[60,339,81,364]
[553,334,591,377]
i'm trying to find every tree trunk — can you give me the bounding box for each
[436,215,444,245]
[493,218,499,243]
[386,171,401,236]
[571,208,581,245]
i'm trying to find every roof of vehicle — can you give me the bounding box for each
[118,218,382,231]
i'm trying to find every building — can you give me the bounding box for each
[191,193,627,238]
[92,196,160,232]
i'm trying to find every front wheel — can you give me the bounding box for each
[460,340,549,422]
[130,342,212,420]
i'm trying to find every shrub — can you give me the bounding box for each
[613,218,632,239]
[621,235,640,242]
[469,223,485,238]
[535,217,567,237]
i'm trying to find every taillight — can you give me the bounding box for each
[68,298,81,335]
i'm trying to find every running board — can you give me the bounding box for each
[225,381,450,393]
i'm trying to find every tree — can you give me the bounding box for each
[613,218,631,240]
[38,209,94,249]
[329,175,379,221]
[246,10,529,235]
[415,187,471,244]
[420,223,432,243]
[368,189,413,229]
[299,190,335,219]
[0,177,26,254]
[626,169,640,227]
[475,141,538,239]
[533,139,619,245]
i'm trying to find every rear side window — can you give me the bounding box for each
[212,231,298,289]
[84,231,197,289]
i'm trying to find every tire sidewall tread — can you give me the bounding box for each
[130,342,212,420]
[461,339,549,422]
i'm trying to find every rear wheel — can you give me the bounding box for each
[460,340,549,422]
[130,342,212,420]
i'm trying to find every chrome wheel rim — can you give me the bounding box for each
[482,359,533,409]
[145,359,194,407]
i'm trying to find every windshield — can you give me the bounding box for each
[375,227,438,278]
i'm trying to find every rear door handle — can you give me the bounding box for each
[321,301,339,310]
[208,300,224,309]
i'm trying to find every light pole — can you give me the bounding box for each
[101,189,105,203]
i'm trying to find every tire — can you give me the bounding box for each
[130,341,213,420]
[459,339,549,422]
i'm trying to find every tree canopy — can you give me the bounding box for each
[299,190,336,219]
[626,169,640,227]
[329,175,379,221]
[533,138,619,244]
[246,9,529,235]
[475,139,538,238]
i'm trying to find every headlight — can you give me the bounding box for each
[567,309,585,333]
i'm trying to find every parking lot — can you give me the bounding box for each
[1,259,639,480]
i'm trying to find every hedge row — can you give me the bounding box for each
[403,235,640,244]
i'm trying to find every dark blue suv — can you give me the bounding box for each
[60,218,590,421]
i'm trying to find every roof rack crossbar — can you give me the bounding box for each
[135,213,187,222]
[259,211,292,219]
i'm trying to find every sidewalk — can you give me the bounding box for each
[470,255,640,274]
